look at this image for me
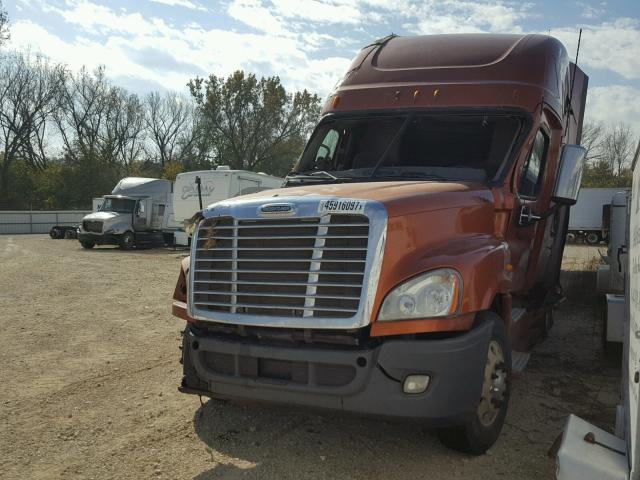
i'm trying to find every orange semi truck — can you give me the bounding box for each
[172,34,589,453]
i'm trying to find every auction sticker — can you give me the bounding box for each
[318,199,365,215]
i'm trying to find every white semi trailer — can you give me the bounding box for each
[568,188,628,244]
[167,167,283,246]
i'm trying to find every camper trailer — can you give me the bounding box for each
[171,33,588,454]
[78,177,172,249]
[167,167,283,245]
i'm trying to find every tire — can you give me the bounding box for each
[437,312,511,455]
[80,241,95,249]
[50,227,63,239]
[64,229,75,239]
[566,232,576,243]
[586,232,600,244]
[119,231,135,250]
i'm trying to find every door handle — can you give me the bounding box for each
[518,206,541,226]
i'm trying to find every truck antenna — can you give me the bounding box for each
[195,176,203,211]
[565,28,582,135]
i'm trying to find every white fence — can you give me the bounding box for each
[0,210,91,234]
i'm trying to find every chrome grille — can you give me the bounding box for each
[83,220,103,233]
[192,215,369,318]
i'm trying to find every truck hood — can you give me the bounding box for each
[219,181,494,217]
[82,211,123,221]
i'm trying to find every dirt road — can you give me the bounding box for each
[0,237,620,479]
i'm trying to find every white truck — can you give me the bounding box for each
[167,167,283,246]
[78,177,173,249]
[568,188,628,244]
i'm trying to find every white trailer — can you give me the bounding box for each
[167,166,283,245]
[555,143,639,478]
[568,188,628,244]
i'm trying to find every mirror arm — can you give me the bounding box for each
[518,203,562,227]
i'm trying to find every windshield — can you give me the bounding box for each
[100,198,136,214]
[291,113,523,183]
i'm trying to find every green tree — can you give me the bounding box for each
[188,70,320,174]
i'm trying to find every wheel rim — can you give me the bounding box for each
[124,234,133,246]
[477,340,508,427]
[587,233,598,244]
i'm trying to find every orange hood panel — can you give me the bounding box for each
[236,181,494,218]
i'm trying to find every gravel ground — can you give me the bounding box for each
[0,237,621,479]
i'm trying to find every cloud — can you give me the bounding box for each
[7,2,354,96]
[552,18,640,81]
[227,0,289,35]
[403,1,530,35]
[586,85,640,136]
[148,0,207,11]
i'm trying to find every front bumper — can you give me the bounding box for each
[180,318,493,425]
[78,231,122,245]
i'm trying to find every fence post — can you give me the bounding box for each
[29,211,33,234]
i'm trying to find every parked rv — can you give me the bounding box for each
[567,187,627,244]
[78,177,172,249]
[171,34,588,454]
[167,167,283,246]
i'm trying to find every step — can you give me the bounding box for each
[512,351,531,373]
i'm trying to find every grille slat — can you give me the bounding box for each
[195,268,364,275]
[194,301,358,313]
[199,223,368,230]
[198,234,368,240]
[193,291,361,300]
[196,258,365,263]
[194,280,363,288]
[192,214,369,319]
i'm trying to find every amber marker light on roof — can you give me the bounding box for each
[332,96,340,108]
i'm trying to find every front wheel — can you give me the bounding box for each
[80,241,95,249]
[437,313,511,455]
[119,231,135,250]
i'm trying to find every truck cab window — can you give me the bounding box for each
[519,130,548,198]
[315,129,340,169]
[295,114,521,183]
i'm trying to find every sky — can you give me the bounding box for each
[5,0,640,134]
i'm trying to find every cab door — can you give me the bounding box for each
[514,126,566,303]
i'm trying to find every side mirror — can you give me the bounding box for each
[553,144,586,205]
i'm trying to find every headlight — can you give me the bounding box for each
[378,269,461,321]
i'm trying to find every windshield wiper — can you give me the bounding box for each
[285,170,351,186]
[377,171,448,181]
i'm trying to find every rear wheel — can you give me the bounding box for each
[80,241,95,249]
[437,313,511,455]
[50,227,63,239]
[586,232,600,244]
[120,231,135,250]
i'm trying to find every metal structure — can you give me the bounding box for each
[0,210,90,235]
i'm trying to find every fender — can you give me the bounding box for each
[370,233,511,337]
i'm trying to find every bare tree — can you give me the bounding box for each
[0,1,9,46]
[144,91,198,167]
[580,119,604,163]
[0,51,65,207]
[603,123,635,176]
[106,89,146,171]
[55,67,115,163]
